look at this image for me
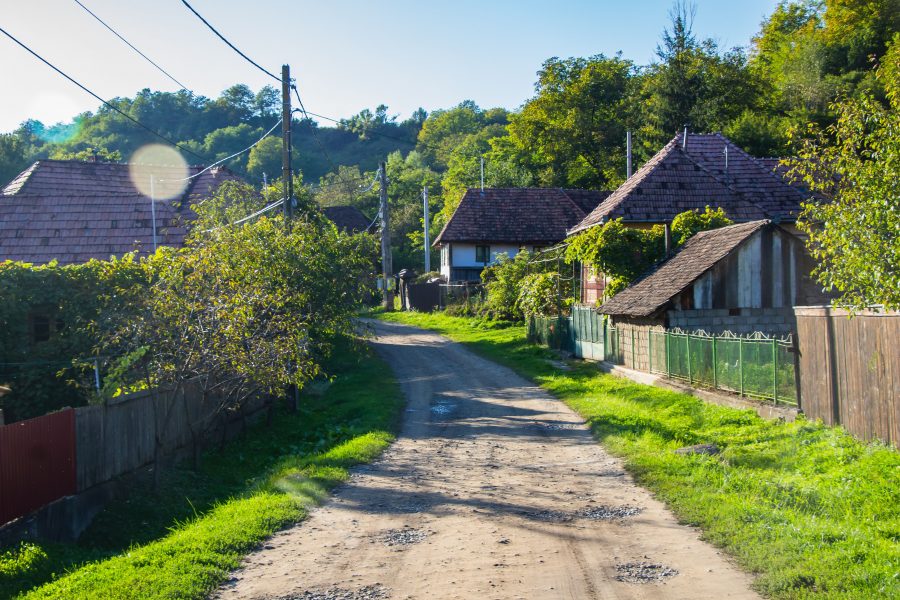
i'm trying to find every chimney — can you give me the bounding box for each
[682,126,688,151]
[626,130,633,179]
[664,223,673,256]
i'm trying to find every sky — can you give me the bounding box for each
[0,0,780,134]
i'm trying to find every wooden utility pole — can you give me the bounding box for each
[423,186,430,273]
[281,64,293,221]
[379,161,394,310]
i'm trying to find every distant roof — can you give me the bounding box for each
[322,205,373,233]
[434,187,610,246]
[570,133,808,234]
[0,159,240,265]
[598,220,771,318]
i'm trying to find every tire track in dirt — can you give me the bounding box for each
[215,320,759,600]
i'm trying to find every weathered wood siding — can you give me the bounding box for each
[795,307,899,446]
[683,227,809,311]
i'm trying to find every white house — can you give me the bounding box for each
[433,188,609,281]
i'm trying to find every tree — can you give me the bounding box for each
[246,135,283,180]
[254,85,280,120]
[789,35,900,310]
[504,55,635,190]
[641,1,759,148]
[0,133,27,187]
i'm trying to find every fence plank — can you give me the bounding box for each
[796,307,900,446]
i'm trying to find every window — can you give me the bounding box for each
[475,245,490,263]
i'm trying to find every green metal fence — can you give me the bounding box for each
[527,315,574,353]
[647,329,797,405]
[528,309,798,406]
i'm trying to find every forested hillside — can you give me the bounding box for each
[1,0,896,272]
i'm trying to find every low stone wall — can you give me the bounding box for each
[666,308,795,336]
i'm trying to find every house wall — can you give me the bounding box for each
[441,242,543,281]
[666,307,796,336]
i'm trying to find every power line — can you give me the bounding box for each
[165,117,283,184]
[180,0,280,82]
[73,0,190,91]
[300,108,430,151]
[0,25,207,161]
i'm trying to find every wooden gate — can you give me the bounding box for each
[0,408,77,525]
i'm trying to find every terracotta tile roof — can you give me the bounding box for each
[0,160,238,265]
[598,220,771,318]
[322,205,373,233]
[433,188,609,246]
[570,133,808,234]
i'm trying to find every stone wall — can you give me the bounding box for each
[665,308,796,336]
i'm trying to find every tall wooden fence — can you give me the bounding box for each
[795,307,899,446]
[0,409,76,525]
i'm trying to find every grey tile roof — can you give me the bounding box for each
[0,160,239,265]
[433,187,609,245]
[570,133,808,234]
[597,220,771,318]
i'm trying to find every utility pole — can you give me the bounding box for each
[379,161,394,310]
[281,64,298,412]
[423,186,430,273]
[150,175,158,252]
[281,64,293,221]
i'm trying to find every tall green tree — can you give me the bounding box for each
[790,35,900,311]
[504,55,636,189]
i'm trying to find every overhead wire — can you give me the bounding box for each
[73,0,190,91]
[0,25,207,161]
[180,0,280,82]
[164,117,283,185]
[202,197,286,232]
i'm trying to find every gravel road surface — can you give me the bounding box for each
[215,320,759,600]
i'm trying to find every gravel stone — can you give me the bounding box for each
[278,584,390,600]
[614,562,679,584]
[579,505,644,521]
[376,528,427,546]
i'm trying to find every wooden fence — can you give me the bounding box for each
[1,379,268,526]
[795,306,899,446]
[0,409,76,525]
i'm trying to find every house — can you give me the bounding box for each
[0,159,239,265]
[0,160,369,266]
[433,187,610,282]
[322,205,374,234]
[568,132,811,304]
[596,220,826,371]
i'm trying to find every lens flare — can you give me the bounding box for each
[129,144,189,200]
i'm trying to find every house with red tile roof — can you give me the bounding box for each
[0,159,240,265]
[433,188,610,282]
[569,131,813,303]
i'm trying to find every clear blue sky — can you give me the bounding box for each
[0,0,780,133]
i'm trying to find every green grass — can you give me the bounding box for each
[377,311,900,599]
[0,337,404,600]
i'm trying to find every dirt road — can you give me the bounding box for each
[216,320,759,600]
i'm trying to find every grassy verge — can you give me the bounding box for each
[0,337,403,600]
[377,311,900,599]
